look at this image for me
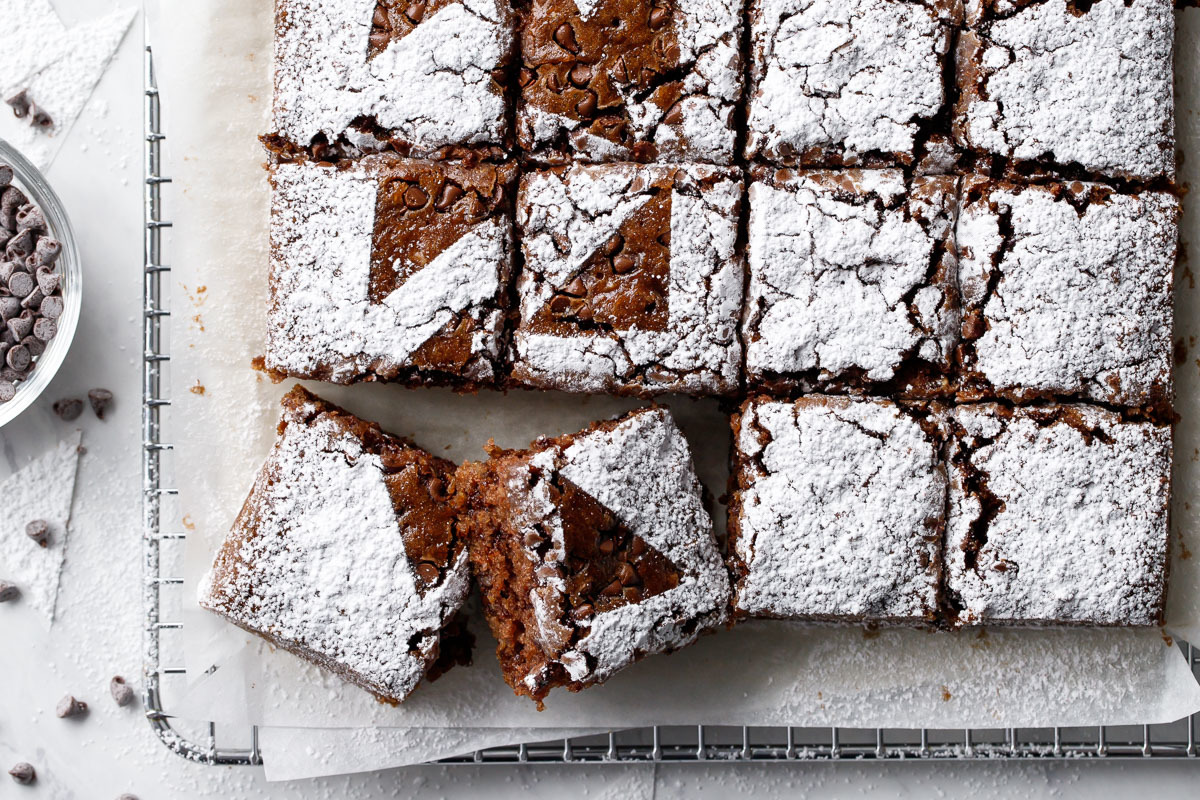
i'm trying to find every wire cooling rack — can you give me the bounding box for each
[140,39,1200,766]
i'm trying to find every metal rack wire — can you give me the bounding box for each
[140,40,1200,767]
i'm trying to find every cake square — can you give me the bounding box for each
[265,156,516,387]
[743,169,959,396]
[458,406,730,705]
[729,396,945,623]
[944,404,1171,627]
[267,0,514,158]
[511,162,743,396]
[199,386,473,704]
[956,178,1177,411]
[955,0,1175,181]
[746,0,961,168]
[515,0,742,164]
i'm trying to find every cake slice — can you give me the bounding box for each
[199,386,472,704]
[457,406,730,706]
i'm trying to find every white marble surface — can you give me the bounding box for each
[0,1,1195,796]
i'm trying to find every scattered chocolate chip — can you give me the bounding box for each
[0,580,19,602]
[602,233,623,256]
[53,397,83,420]
[30,107,53,129]
[648,5,670,28]
[7,270,32,298]
[6,228,34,261]
[613,254,636,274]
[415,562,440,585]
[6,91,30,119]
[405,1,427,23]
[55,695,87,719]
[662,101,684,126]
[25,519,49,547]
[88,388,113,419]
[110,676,135,707]
[434,182,464,211]
[571,603,593,621]
[553,22,579,53]
[568,64,593,88]
[403,184,428,209]
[575,90,598,117]
[39,295,63,319]
[7,762,35,785]
[16,204,44,232]
[35,238,61,266]
[563,276,587,297]
[0,382,14,403]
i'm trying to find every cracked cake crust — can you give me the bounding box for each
[745,0,961,168]
[511,162,744,397]
[269,0,515,159]
[729,395,945,624]
[955,0,1175,182]
[955,176,1177,412]
[457,406,730,705]
[743,168,960,397]
[516,0,743,164]
[198,386,473,704]
[265,156,517,388]
[944,403,1171,627]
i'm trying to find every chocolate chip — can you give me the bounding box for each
[616,562,638,585]
[662,101,684,126]
[601,579,622,597]
[602,233,623,256]
[548,295,571,314]
[21,335,44,358]
[568,64,593,88]
[403,184,428,209]
[7,762,35,785]
[25,519,49,547]
[53,397,83,420]
[0,296,19,320]
[40,295,63,319]
[622,585,642,603]
[519,67,536,87]
[574,302,593,322]
[30,107,52,129]
[110,676,134,707]
[597,537,615,555]
[631,537,647,557]
[649,6,671,28]
[0,581,18,602]
[35,238,61,265]
[415,561,440,585]
[7,270,32,298]
[0,164,11,187]
[434,182,464,211]
[32,317,55,342]
[563,276,587,297]
[571,603,593,621]
[6,228,34,262]
[88,388,113,419]
[372,5,390,26]
[575,90,598,117]
[405,1,427,23]
[553,22,579,53]
[6,343,29,371]
[16,204,44,232]
[613,254,636,274]
[56,695,87,718]
[6,91,30,119]
[21,290,42,311]
[0,381,13,403]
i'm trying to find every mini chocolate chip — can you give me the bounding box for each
[415,561,440,585]
[0,367,23,382]
[88,388,113,419]
[53,397,83,420]
[6,343,29,371]
[7,762,35,784]
[622,586,642,603]
[21,335,44,358]
[22,289,43,311]
[0,164,11,187]
[961,309,985,340]
[519,67,536,87]
[601,579,622,596]
[434,182,464,211]
[405,1,426,22]
[597,537,615,555]
[548,295,571,314]
[0,296,19,320]
[616,562,638,585]
[649,5,670,27]
[7,91,30,118]
[563,276,587,297]
[553,22,579,53]
[403,184,428,209]
[571,603,593,621]
[522,530,544,548]
[56,695,87,718]
[574,302,593,322]
[39,295,63,319]
[568,64,593,88]
[6,228,34,261]
[631,537,647,557]
[662,101,684,126]
[0,580,18,601]
[25,519,49,547]
[35,238,61,265]
[32,317,55,342]
[372,5,390,26]
[110,676,135,707]
[7,270,32,298]
[0,381,13,403]
[15,204,44,232]
[602,233,623,256]
[612,254,636,273]
[575,90,598,117]
[30,107,52,129]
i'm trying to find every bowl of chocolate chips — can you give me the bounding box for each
[0,138,80,426]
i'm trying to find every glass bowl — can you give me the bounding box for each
[0,137,82,427]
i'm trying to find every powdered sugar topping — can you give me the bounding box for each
[733,397,943,621]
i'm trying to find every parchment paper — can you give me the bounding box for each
[151,0,1200,770]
